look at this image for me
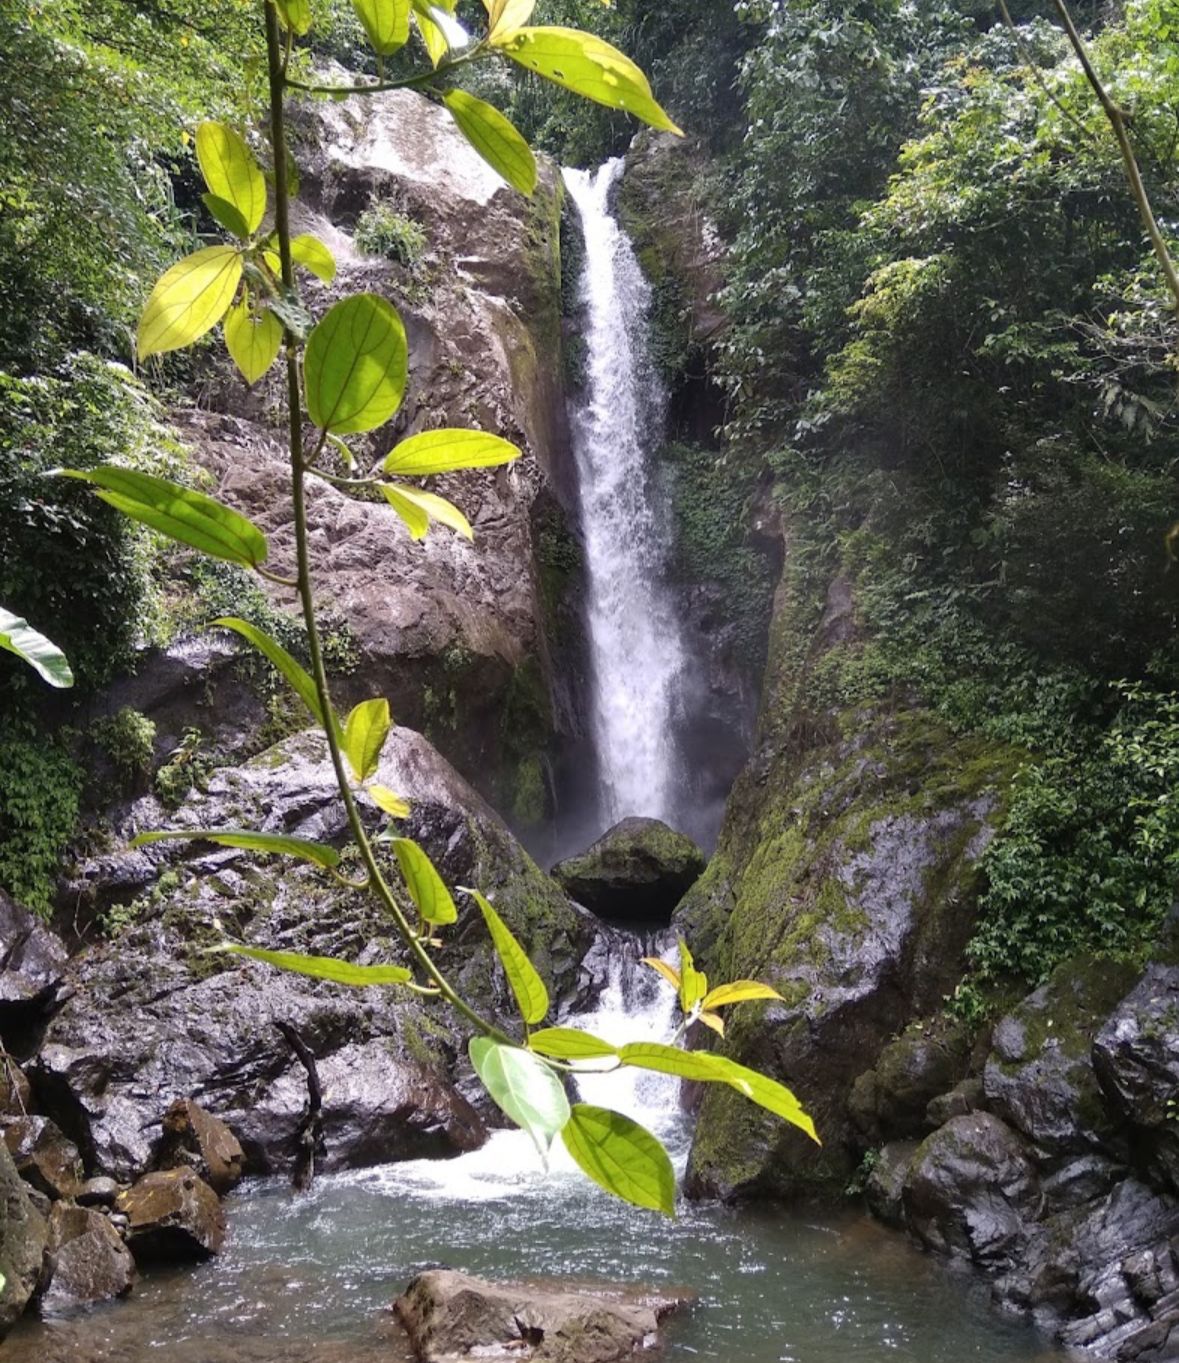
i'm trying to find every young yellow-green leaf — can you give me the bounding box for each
[497,28,682,135]
[617,1041,734,1084]
[131,828,341,869]
[57,468,267,568]
[677,939,706,1014]
[196,122,267,235]
[487,0,535,35]
[305,294,408,435]
[529,1027,618,1060]
[367,784,410,818]
[275,0,313,34]
[290,233,337,283]
[343,697,391,782]
[383,427,522,477]
[641,956,680,991]
[0,607,73,688]
[467,888,548,1025]
[384,485,472,540]
[137,245,242,359]
[353,0,410,54]
[224,944,411,986]
[390,837,457,925]
[442,90,537,196]
[224,298,283,386]
[202,193,250,239]
[561,1104,675,1215]
[469,1037,570,1157]
[696,1010,725,1037]
[411,4,447,65]
[701,980,785,1010]
[212,617,339,736]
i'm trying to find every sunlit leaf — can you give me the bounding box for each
[380,484,429,540]
[57,467,267,568]
[224,944,411,986]
[497,27,682,134]
[352,0,410,55]
[529,1027,618,1060]
[0,607,73,688]
[383,485,472,539]
[467,888,548,1025]
[196,122,267,235]
[469,1037,570,1156]
[677,939,706,1014]
[701,980,785,1010]
[696,1010,725,1037]
[137,246,242,359]
[132,828,341,869]
[290,233,337,283]
[212,617,340,736]
[224,297,283,385]
[368,783,410,818]
[442,91,537,196]
[274,0,313,34]
[641,956,680,991]
[561,1104,675,1215]
[411,0,448,64]
[391,837,457,925]
[343,698,391,782]
[305,294,408,434]
[202,193,250,239]
[383,428,522,477]
[487,0,535,35]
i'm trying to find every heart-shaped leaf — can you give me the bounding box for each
[469,1037,570,1156]
[305,294,408,435]
[561,1104,675,1214]
[224,297,283,385]
[137,245,242,359]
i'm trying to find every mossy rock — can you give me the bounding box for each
[551,817,706,925]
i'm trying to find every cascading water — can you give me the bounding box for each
[562,160,691,834]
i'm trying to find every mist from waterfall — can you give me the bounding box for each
[562,159,691,836]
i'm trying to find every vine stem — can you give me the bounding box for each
[263,0,512,1047]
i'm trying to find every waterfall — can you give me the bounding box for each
[562,159,691,834]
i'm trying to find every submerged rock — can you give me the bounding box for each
[0,1140,47,1337]
[393,1269,692,1363]
[115,1169,225,1262]
[40,1203,136,1314]
[551,817,706,923]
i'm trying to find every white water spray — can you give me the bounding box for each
[562,159,691,832]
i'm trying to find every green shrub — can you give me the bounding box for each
[354,200,427,265]
[93,707,157,789]
[0,722,82,916]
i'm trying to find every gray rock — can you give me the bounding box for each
[115,1168,225,1262]
[0,1139,47,1337]
[849,1016,972,1142]
[0,891,68,1024]
[925,1077,985,1128]
[864,1141,917,1227]
[74,1178,120,1209]
[39,1203,135,1314]
[393,1269,693,1363]
[552,818,706,924]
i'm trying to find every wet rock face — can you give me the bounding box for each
[156,1100,244,1196]
[551,818,706,924]
[31,728,587,1182]
[848,1017,973,1144]
[0,1140,47,1337]
[40,1204,136,1314]
[393,1269,693,1363]
[1,1117,82,1201]
[115,1169,225,1262]
[0,892,69,1043]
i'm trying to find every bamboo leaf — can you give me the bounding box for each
[529,1027,618,1060]
[352,0,410,55]
[701,980,785,1010]
[224,297,283,385]
[0,607,73,688]
[305,294,408,434]
[212,617,340,736]
[224,944,411,986]
[442,91,537,196]
[469,1037,569,1156]
[290,233,337,283]
[466,888,548,1025]
[383,485,472,540]
[57,467,268,568]
[137,245,242,359]
[367,784,410,818]
[196,122,267,235]
[561,1104,675,1215]
[390,837,457,925]
[131,828,341,869]
[343,698,391,782]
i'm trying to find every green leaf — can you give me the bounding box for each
[467,888,548,1025]
[343,698,391,783]
[196,122,267,235]
[224,944,411,986]
[305,294,408,435]
[383,427,523,478]
[352,0,410,55]
[224,297,283,385]
[701,980,784,1010]
[137,245,242,359]
[529,1027,618,1060]
[642,956,680,991]
[487,0,535,35]
[57,467,267,568]
[368,783,410,818]
[385,485,472,540]
[0,607,73,688]
[212,617,339,736]
[469,1037,570,1156]
[390,837,457,926]
[274,0,313,34]
[411,0,448,65]
[202,193,250,239]
[497,27,682,135]
[131,828,340,869]
[677,938,706,1014]
[291,233,337,283]
[561,1104,675,1215]
[442,91,537,197]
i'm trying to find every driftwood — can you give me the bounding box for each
[275,1021,324,1192]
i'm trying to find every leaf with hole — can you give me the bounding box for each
[390,838,456,926]
[352,0,410,55]
[0,607,73,688]
[529,1027,618,1060]
[196,122,266,234]
[212,617,340,736]
[224,944,411,986]
[561,1104,675,1214]
[137,245,242,359]
[383,427,522,477]
[469,1037,569,1156]
[224,297,283,385]
[57,468,267,568]
[131,828,341,869]
[442,91,536,196]
[305,294,408,434]
[343,698,391,782]
[466,888,548,1025]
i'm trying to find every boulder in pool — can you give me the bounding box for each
[394,1268,693,1363]
[115,1168,225,1262]
[551,818,706,924]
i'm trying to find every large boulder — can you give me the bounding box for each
[1,1117,82,1201]
[156,1099,244,1196]
[848,1015,972,1143]
[115,1168,225,1262]
[0,891,68,1039]
[0,1140,47,1336]
[32,728,589,1181]
[552,818,706,924]
[393,1269,692,1363]
[39,1203,135,1314]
